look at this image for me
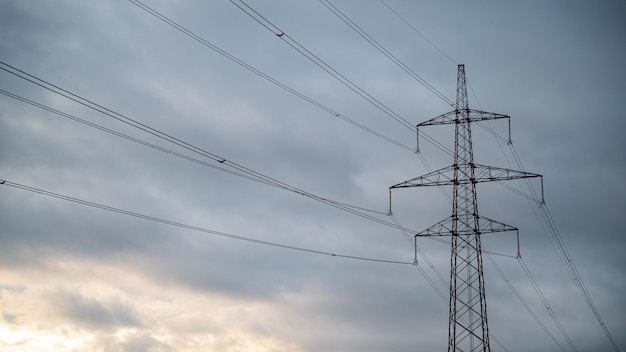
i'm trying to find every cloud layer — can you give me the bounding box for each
[1,0,625,351]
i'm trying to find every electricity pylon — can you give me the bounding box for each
[391,64,542,351]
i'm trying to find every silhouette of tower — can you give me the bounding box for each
[391,64,542,351]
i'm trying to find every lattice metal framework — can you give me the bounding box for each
[391,65,542,351]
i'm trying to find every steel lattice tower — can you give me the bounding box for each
[391,65,542,351]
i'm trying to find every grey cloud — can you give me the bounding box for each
[52,290,142,329]
[0,0,625,351]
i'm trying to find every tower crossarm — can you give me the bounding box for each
[390,165,456,188]
[391,164,542,189]
[415,216,455,236]
[415,215,518,237]
[474,215,518,235]
[472,164,542,184]
[416,110,511,152]
[417,109,510,128]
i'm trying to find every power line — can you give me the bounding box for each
[460,71,580,351]
[486,254,568,352]
[0,89,285,190]
[125,0,415,154]
[128,0,453,166]
[518,257,578,351]
[227,0,453,156]
[0,179,414,266]
[470,78,621,351]
[319,0,453,106]
[509,143,622,352]
[378,0,457,66]
[0,62,423,234]
[315,0,457,157]
[228,0,422,134]
[477,95,621,351]
[464,67,619,350]
[1,87,387,219]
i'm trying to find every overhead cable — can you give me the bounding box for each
[486,113,621,351]
[0,62,420,234]
[0,89,288,189]
[378,0,457,65]
[126,0,415,153]
[518,257,578,351]
[319,0,454,106]
[228,0,453,156]
[0,180,414,265]
[511,143,622,352]
[317,0,456,156]
[229,0,419,133]
[129,0,454,156]
[486,254,568,352]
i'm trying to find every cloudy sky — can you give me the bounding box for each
[1,1,625,351]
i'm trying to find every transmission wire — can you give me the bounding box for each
[319,0,454,106]
[518,257,578,351]
[229,0,456,158]
[378,0,457,65]
[465,64,620,350]
[510,144,622,352]
[463,70,580,351]
[229,0,418,133]
[477,80,619,350]
[126,0,415,153]
[0,180,413,265]
[485,254,568,352]
[0,62,421,234]
[315,0,458,157]
[0,89,285,190]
